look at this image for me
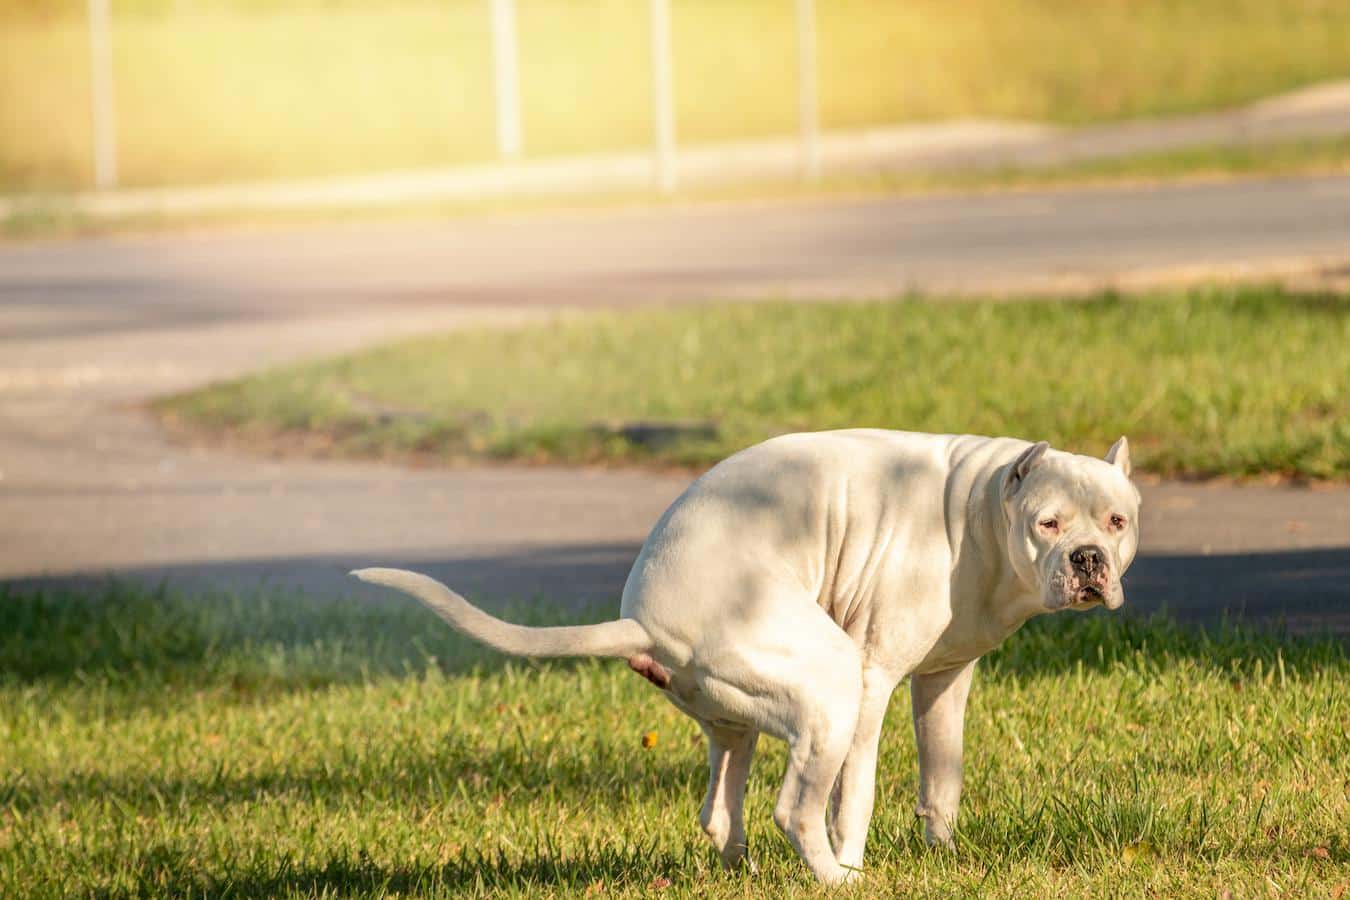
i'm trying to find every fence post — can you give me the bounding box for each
[649,0,676,193]
[795,0,820,181]
[490,0,523,159]
[87,0,118,189]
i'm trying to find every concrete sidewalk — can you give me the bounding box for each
[5,80,1350,221]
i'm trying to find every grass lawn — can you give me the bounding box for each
[1,583,1345,897]
[160,286,1350,481]
[5,0,1350,191]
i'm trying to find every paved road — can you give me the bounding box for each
[6,177,1350,333]
[2,178,1348,631]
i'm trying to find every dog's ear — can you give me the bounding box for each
[1003,441,1049,502]
[1105,436,1131,477]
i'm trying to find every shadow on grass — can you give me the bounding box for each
[2,714,703,817]
[982,606,1347,682]
[69,813,1350,900]
[0,580,614,690]
[80,840,719,900]
[2,547,1345,692]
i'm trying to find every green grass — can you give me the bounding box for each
[1,582,1345,897]
[5,0,1350,191]
[160,286,1350,481]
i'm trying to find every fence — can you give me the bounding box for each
[82,0,823,194]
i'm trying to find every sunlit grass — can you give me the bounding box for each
[160,286,1350,481]
[5,0,1350,190]
[1,583,1344,897]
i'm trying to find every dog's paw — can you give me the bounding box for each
[826,865,862,887]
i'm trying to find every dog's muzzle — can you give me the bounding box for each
[1068,545,1116,606]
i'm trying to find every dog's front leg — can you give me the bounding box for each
[910,659,977,847]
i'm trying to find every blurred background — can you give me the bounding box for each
[4,0,1350,199]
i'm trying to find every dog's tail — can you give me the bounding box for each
[351,567,653,659]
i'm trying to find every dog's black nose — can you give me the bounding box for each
[1070,545,1106,572]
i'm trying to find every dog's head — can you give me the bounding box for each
[1001,437,1140,612]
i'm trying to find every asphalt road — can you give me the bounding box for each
[2,177,1348,631]
[7,177,1350,334]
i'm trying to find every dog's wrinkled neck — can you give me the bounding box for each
[968,461,1044,633]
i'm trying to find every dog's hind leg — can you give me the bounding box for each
[698,725,758,870]
[770,642,864,885]
[827,665,902,870]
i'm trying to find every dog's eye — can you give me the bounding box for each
[1108,514,1127,530]
[1038,518,1059,533]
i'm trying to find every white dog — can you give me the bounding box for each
[355,430,1140,884]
